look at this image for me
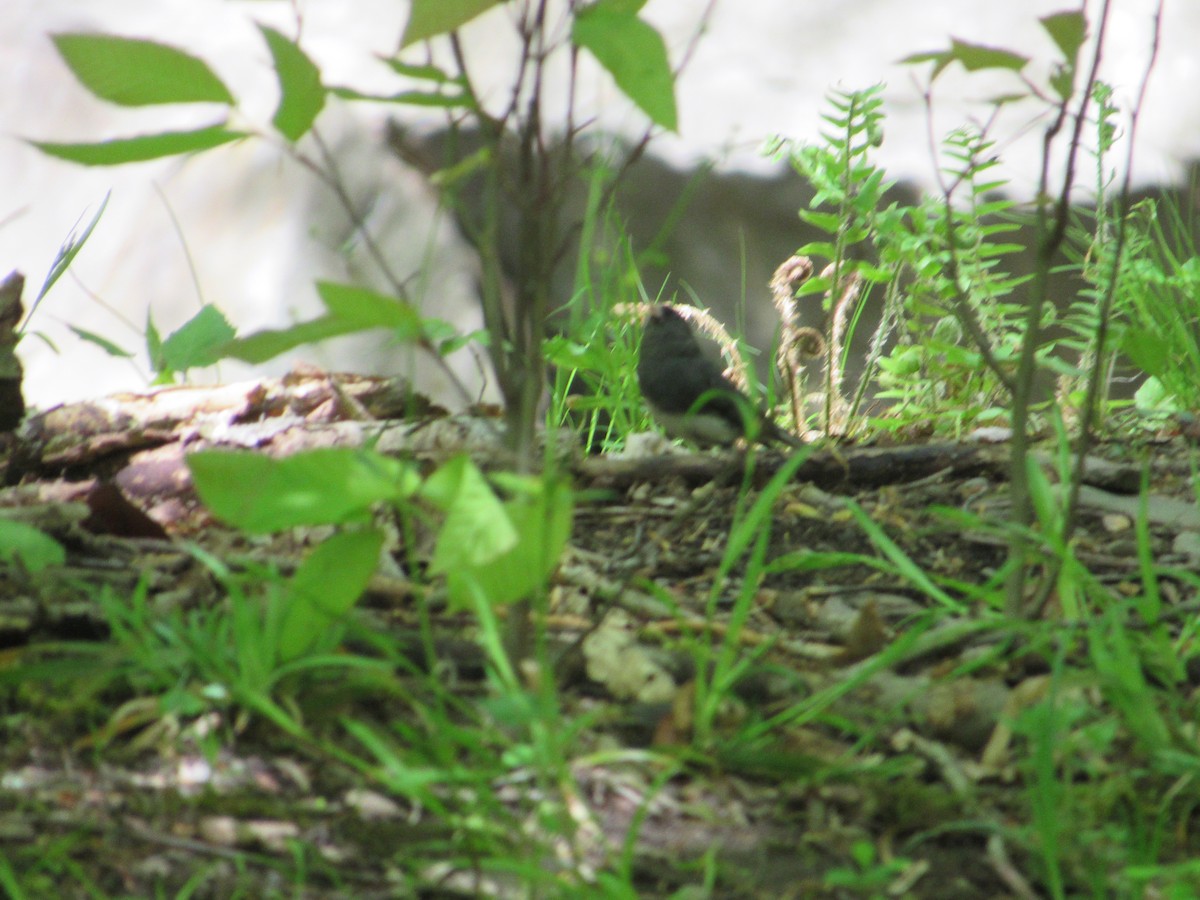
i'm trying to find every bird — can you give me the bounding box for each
[637,304,801,447]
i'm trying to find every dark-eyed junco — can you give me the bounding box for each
[637,304,801,447]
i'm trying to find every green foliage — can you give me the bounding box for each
[34,1,679,463]
[769,85,1032,436]
[903,38,1029,77]
[873,125,1028,432]
[259,25,326,141]
[779,84,891,294]
[902,9,1086,88]
[189,447,418,532]
[1121,202,1200,412]
[397,0,676,131]
[277,529,386,661]
[15,6,1200,895]
[766,85,894,433]
[33,126,247,166]
[50,33,235,106]
[544,319,641,453]
[824,840,913,892]
[0,518,66,572]
[189,445,572,625]
[399,0,504,48]
[544,225,656,452]
[1054,79,1200,421]
[331,59,474,109]
[663,449,816,748]
[146,305,236,382]
[572,1,678,132]
[222,282,427,364]
[423,461,574,611]
[1054,82,1130,418]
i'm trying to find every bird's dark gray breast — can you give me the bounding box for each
[637,353,743,420]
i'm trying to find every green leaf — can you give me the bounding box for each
[259,26,326,142]
[157,305,237,374]
[69,326,134,359]
[422,456,518,573]
[52,33,234,106]
[899,49,951,68]
[380,59,462,84]
[221,282,422,364]
[33,125,246,165]
[330,86,474,108]
[799,210,842,233]
[189,448,419,532]
[1122,328,1168,377]
[949,39,1028,73]
[400,0,505,48]
[900,40,1027,81]
[473,474,572,609]
[1134,376,1178,413]
[796,240,837,260]
[0,519,66,573]
[278,529,384,661]
[429,467,573,610]
[572,3,677,132]
[146,313,165,375]
[1040,11,1087,65]
[1049,63,1076,103]
[221,318,355,364]
[315,281,424,335]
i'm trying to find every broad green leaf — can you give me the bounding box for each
[401,0,504,48]
[949,39,1028,73]
[799,210,842,233]
[572,4,677,131]
[315,281,423,335]
[279,529,384,661]
[157,305,237,374]
[422,455,518,573]
[221,283,422,363]
[189,448,418,532]
[1049,63,1076,103]
[0,519,66,572]
[1134,376,1178,413]
[52,33,234,106]
[442,472,573,610]
[1041,11,1087,65]
[1122,328,1168,377]
[900,41,1027,81]
[221,317,359,364]
[796,240,837,260]
[260,26,326,141]
[33,125,246,165]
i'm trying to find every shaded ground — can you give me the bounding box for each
[2,374,1199,897]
